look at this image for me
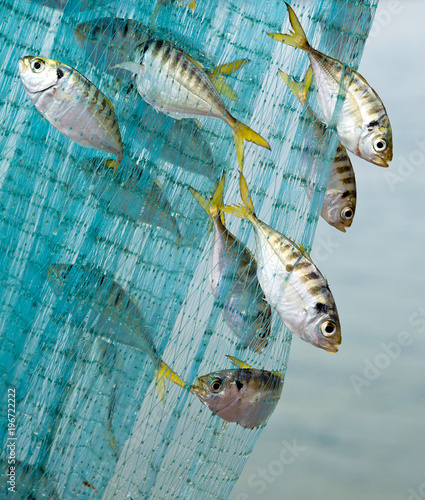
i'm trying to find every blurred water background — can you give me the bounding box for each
[231,1,425,499]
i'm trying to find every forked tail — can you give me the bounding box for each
[268,3,311,53]
[189,172,226,223]
[223,171,256,222]
[155,360,186,404]
[279,66,313,105]
[229,120,270,172]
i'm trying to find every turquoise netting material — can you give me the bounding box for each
[0,0,378,498]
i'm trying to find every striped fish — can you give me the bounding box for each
[19,56,123,173]
[269,3,392,168]
[113,39,270,171]
[189,174,272,352]
[279,68,356,232]
[47,263,185,402]
[224,173,341,353]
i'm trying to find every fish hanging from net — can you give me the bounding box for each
[0,0,384,498]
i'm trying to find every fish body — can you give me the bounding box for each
[190,174,271,351]
[279,69,356,232]
[191,363,282,429]
[114,39,270,170]
[224,173,341,353]
[269,4,392,167]
[80,158,182,243]
[19,56,123,170]
[47,263,184,401]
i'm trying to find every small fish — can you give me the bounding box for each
[80,158,182,243]
[268,3,392,167]
[19,56,123,173]
[191,356,283,429]
[189,173,271,351]
[47,263,184,402]
[279,68,356,232]
[224,172,341,353]
[75,17,248,102]
[113,39,270,171]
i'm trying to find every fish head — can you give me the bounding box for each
[321,189,356,233]
[248,304,272,352]
[19,56,62,94]
[359,117,393,167]
[191,368,282,428]
[302,303,341,353]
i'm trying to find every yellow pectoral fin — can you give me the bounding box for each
[54,87,73,102]
[227,355,251,369]
[210,58,250,78]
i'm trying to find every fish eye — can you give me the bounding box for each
[31,59,45,73]
[320,320,336,337]
[341,207,353,220]
[373,138,387,152]
[210,378,222,393]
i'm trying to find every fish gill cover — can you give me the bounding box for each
[0,0,380,498]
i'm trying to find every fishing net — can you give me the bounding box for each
[0,0,378,498]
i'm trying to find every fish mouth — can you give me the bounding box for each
[372,157,389,168]
[323,343,339,353]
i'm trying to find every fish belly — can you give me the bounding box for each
[137,51,226,121]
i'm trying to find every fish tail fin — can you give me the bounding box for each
[155,360,186,404]
[239,170,255,215]
[106,151,123,177]
[268,3,310,52]
[188,0,196,10]
[189,172,226,220]
[226,355,252,369]
[279,65,313,106]
[229,119,271,172]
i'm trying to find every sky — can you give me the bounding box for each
[231,1,425,499]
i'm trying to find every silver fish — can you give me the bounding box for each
[191,356,283,429]
[75,17,249,102]
[279,68,356,232]
[269,3,393,168]
[80,158,182,243]
[113,39,270,171]
[19,56,123,173]
[189,173,271,352]
[47,263,184,401]
[224,173,341,353]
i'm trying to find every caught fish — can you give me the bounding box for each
[19,56,123,173]
[280,68,356,232]
[47,263,184,401]
[268,3,392,167]
[79,158,182,243]
[224,173,341,353]
[75,17,249,102]
[113,39,270,171]
[189,173,271,351]
[191,356,283,429]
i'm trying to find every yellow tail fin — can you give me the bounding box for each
[222,171,255,221]
[189,172,226,221]
[229,120,271,172]
[226,355,252,369]
[279,66,313,105]
[268,3,310,52]
[155,360,186,404]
